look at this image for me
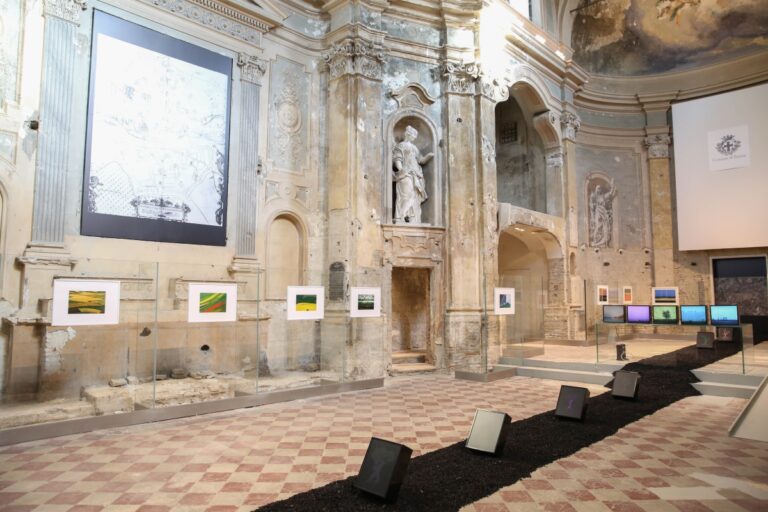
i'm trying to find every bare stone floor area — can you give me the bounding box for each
[0,375,766,512]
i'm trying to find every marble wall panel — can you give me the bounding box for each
[0,0,21,107]
[268,57,309,173]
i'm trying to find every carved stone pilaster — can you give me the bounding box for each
[561,112,581,142]
[439,61,481,95]
[644,134,672,159]
[238,53,266,85]
[322,38,386,81]
[44,0,86,23]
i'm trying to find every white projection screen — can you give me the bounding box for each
[672,82,768,251]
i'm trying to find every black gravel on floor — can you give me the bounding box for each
[257,343,739,512]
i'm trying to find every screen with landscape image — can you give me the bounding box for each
[602,305,625,323]
[710,305,739,326]
[653,288,677,304]
[68,290,106,314]
[652,305,679,324]
[680,305,708,325]
[626,305,651,324]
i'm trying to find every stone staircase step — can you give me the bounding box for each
[691,381,757,399]
[392,350,426,365]
[510,365,614,386]
[390,362,437,375]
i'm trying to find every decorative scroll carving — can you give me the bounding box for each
[150,0,265,44]
[322,38,386,80]
[481,135,496,164]
[644,134,672,159]
[561,112,581,141]
[588,177,616,248]
[389,83,437,110]
[44,0,86,23]
[479,75,510,103]
[238,54,266,85]
[439,61,481,94]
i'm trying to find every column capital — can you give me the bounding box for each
[238,54,267,85]
[322,37,386,81]
[439,60,481,95]
[644,134,672,159]
[561,112,581,142]
[44,0,86,24]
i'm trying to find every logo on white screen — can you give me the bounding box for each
[708,125,750,171]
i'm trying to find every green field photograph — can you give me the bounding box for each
[296,294,317,312]
[357,294,375,310]
[68,290,106,314]
[199,292,227,313]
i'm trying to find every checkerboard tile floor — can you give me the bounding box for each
[0,376,765,512]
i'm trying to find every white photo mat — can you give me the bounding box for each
[350,287,381,318]
[188,283,237,323]
[596,285,609,305]
[52,279,121,326]
[287,286,325,320]
[622,286,633,305]
[493,288,515,315]
[652,286,679,305]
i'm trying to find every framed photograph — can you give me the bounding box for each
[81,10,232,245]
[350,287,381,318]
[287,286,325,320]
[596,285,609,305]
[652,286,679,305]
[188,283,237,323]
[52,279,121,326]
[622,286,633,304]
[493,288,515,315]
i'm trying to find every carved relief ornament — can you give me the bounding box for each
[44,0,86,23]
[322,38,386,80]
[238,54,267,85]
[561,112,581,141]
[644,134,672,159]
[479,75,510,103]
[481,135,496,164]
[150,0,266,43]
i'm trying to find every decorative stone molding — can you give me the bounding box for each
[44,0,86,23]
[439,61,481,95]
[481,135,496,164]
[149,0,266,44]
[322,38,386,80]
[644,134,672,159]
[389,83,437,110]
[382,225,445,264]
[561,112,581,141]
[546,149,564,168]
[478,75,510,103]
[238,54,266,85]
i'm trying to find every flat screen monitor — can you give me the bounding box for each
[680,305,708,325]
[602,305,625,323]
[710,305,739,326]
[626,305,651,324]
[652,305,679,325]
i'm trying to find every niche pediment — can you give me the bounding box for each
[389,83,437,110]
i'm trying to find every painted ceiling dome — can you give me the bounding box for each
[570,0,768,76]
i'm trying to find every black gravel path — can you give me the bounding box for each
[257,342,739,512]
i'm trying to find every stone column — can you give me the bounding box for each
[645,134,674,286]
[545,147,565,218]
[322,36,388,379]
[229,54,266,276]
[561,111,583,338]
[441,61,484,370]
[476,75,508,366]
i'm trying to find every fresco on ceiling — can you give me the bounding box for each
[571,0,768,75]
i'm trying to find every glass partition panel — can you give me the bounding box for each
[0,254,159,429]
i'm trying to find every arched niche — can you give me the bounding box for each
[385,84,441,226]
[265,213,305,299]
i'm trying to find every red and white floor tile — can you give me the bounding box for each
[0,375,765,512]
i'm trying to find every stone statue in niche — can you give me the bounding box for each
[393,125,433,224]
[589,180,616,248]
